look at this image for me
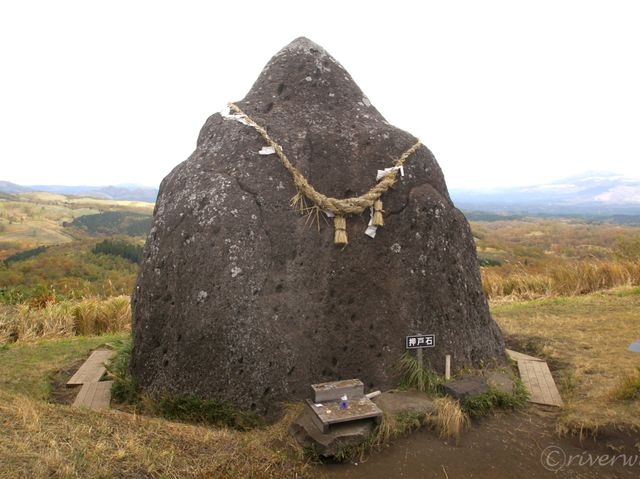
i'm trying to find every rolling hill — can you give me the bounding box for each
[451,171,640,214]
[0,181,158,203]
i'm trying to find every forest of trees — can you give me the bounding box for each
[92,239,143,263]
[3,246,48,266]
[70,211,151,236]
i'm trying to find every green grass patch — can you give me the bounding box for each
[394,410,424,433]
[612,368,640,401]
[155,395,262,431]
[397,352,442,394]
[0,333,127,399]
[613,286,640,297]
[105,335,138,404]
[461,378,529,417]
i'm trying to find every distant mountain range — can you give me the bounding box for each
[2,171,640,214]
[450,171,640,215]
[0,181,158,203]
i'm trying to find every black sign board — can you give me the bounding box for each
[406,334,435,349]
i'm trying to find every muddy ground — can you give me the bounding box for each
[320,407,639,479]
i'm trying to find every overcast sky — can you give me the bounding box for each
[1,1,639,189]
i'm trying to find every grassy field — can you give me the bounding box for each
[1,288,638,477]
[0,296,130,344]
[0,241,140,302]
[0,334,309,478]
[472,217,640,264]
[0,192,152,258]
[1,203,640,476]
[472,217,640,299]
[493,288,640,433]
[0,192,150,302]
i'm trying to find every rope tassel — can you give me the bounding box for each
[372,199,384,227]
[334,216,348,245]
[224,102,422,248]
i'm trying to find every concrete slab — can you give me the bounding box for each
[372,390,436,417]
[442,376,489,400]
[290,409,375,457]
[306,397,382,433]
[485,371,515,395]
[311,379,364,402]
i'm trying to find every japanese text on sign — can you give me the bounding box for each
[406,334,435,349]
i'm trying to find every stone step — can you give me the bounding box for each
[290,409,375,457]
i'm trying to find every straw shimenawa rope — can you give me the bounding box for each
[227,102,421,245]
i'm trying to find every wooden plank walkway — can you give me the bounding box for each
[506,349,543,362]
[67,350,114,386]
[517,359,563,407]
[72,381,113,410]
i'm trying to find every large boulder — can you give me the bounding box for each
[130,37,505,415]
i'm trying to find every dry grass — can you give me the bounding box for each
[472,217,640,264]
[0,390,309,478]
[0,296,130,344]
[427,397,470,442]
[611,368,640,401]
[473,216,640,301]
[482,260,640,300]
[0,335,309,478]
[491,288,640,434]
[333,401,468,463]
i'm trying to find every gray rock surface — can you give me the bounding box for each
[485,371,515,395]
[442,376,489,400]
[373,390,436,417]
[129,37,505,415]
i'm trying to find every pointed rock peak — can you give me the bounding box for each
[131,40,503,418]
[241,37,375,124]
[276,36,328,56]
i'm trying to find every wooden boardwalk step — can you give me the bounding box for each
[506,349,543,362]
[517,359,563,407]
[67,350,114,386]
[72,381,113,410]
